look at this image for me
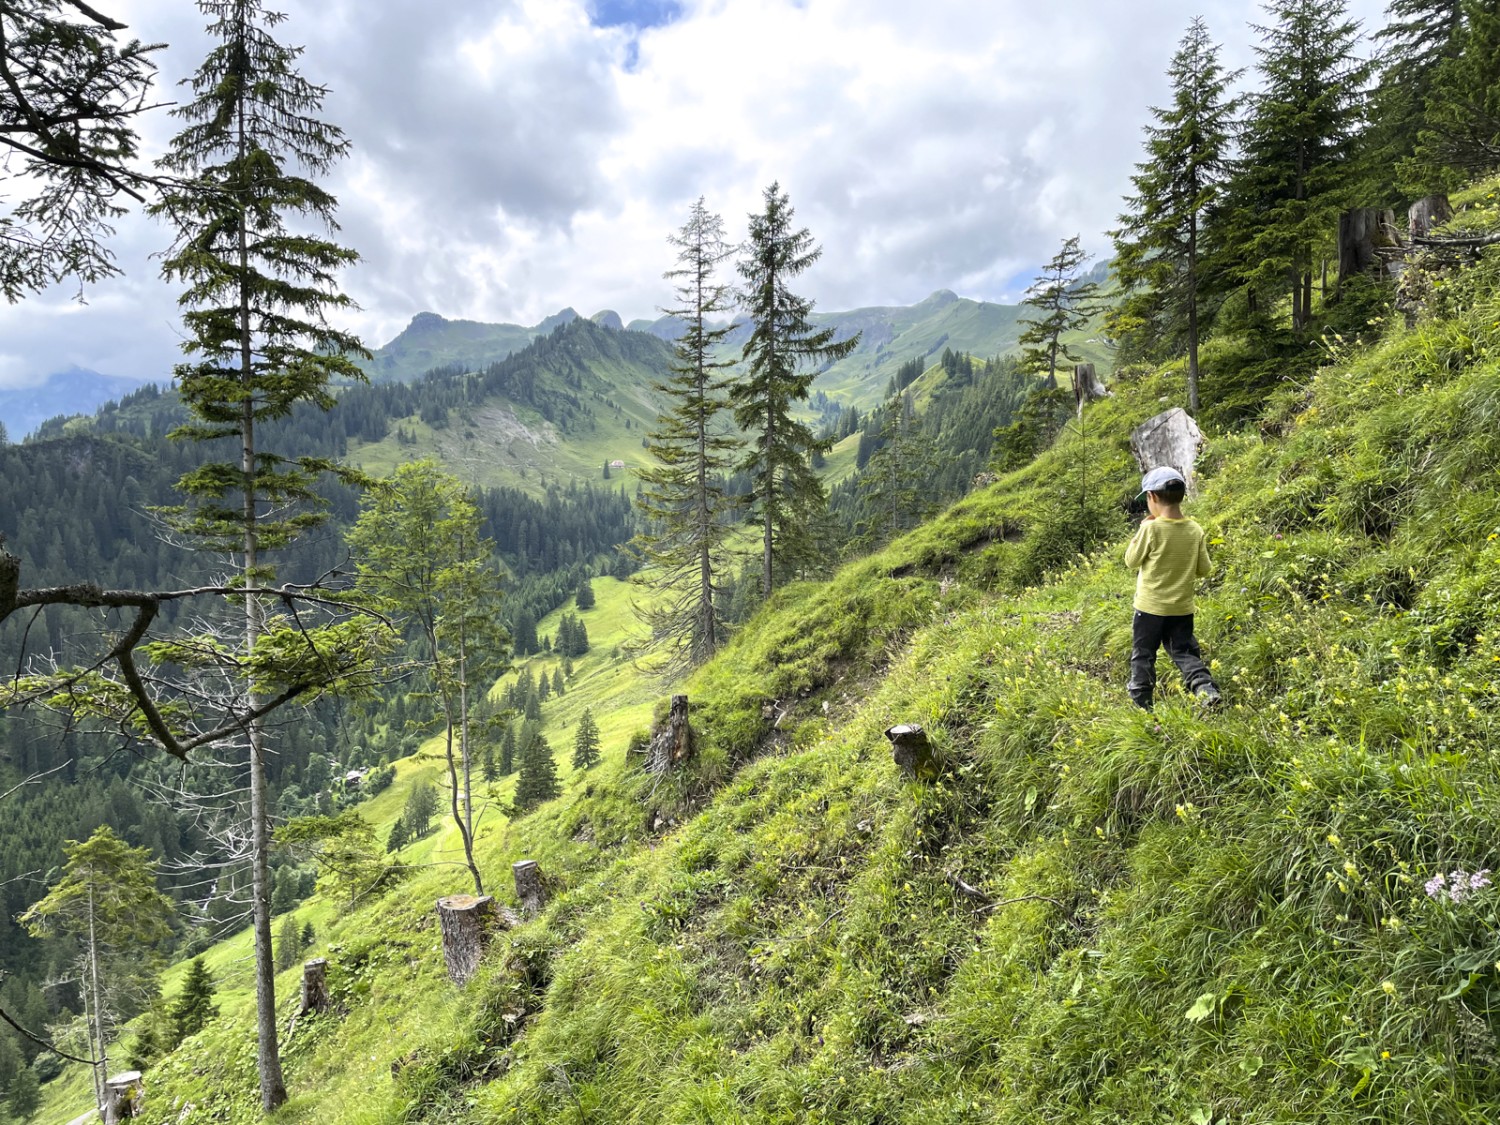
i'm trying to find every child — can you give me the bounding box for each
[1123,466,1221,710]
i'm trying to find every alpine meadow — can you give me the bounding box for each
[6,1,1500,1124]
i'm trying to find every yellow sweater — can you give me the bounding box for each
[1124,517,1211,615]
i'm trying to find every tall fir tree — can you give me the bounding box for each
[572,707,602,770]
[149,2,377,1106]
[633,198,742,672]
[734,182,859,596]
[500,722,517,776]
[514,731,561,811]
[20,827,174,1114]
[1409,0,1500,183]
[1369,0,1466,195]
[169,958,219,1046]
[1110,17,1237,415]
[1016,235,1102,384]
[1224,0,1373,333]
[855,394,940,549]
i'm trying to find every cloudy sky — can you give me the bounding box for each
[0,0,1389,390]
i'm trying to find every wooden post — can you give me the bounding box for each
[1337,207,1398,291]
[885,724,938,780]
[1129,408,1203,493]
[645,694,694,774]
[1409,194,1452,240]
[300,958,330,1015]
[513,860,548,917]
[102,1071,144,1123]
[1071,363,1109,418]
[436,895,498,987]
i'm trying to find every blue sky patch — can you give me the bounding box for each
[590,0,683,31]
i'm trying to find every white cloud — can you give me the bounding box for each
[0,0,1388,389]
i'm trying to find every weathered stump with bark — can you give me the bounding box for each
[513,860,548,917]
[885,724,938,780]
[1338,207,1400,288]
[1409,194,1452,240]
[645,694,694,774]
[1071,363,1110,417]
[1129,408,1203,492]
[437,894,498,987]
[300,958,330,1015]
[103,1071,144,1123]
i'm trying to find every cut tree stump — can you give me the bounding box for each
[437,895,499,987]
[1337,207,1400,288]
[1409,194,1452,240]
[513,860,548,917]
[102,1070,144,1123]
[1129,409,1203,492]
[300,958,330,1015]
[885,724,938,780]
[1071,363,1110,417]
[645,694,694,774]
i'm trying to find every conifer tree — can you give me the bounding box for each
[514,731,560,811]
[572,707,602,770]
[481,743,498,783]
[576,577,596,610]
[385,816,410,853]
[403,782,437,839]
[734,182,859,596]
[500,722,517,775]
[552,669,565,697]
[20,827,174,1114]
[856,394,940,548]
[633,198,741,671]
[274,914,300,970]
[170,958,218,1045]
[1409,1,1500,181]
[1369,0,1466,194]
[1224,0,1372,333]
[148,1,379,1109]
[1016,235,1101,383]
[1111,17,1237,414]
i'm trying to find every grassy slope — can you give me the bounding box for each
[65,224,1500,1123]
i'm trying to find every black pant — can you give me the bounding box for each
[1128,610,1216,709]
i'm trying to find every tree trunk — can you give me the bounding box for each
[885,724,937,780]
[87,884,106,1116]
[1070,364,1109,417]
[1129,408,1204,492]
[1408,194,1452,239]
[437,895,499,987]
[1337,208,1398,291]
[512,860,547,917]
[645,694,694,774]
[300,958,330,1015]
[102,1071,144,1123]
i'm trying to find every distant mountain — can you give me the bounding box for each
[367,306,628,383]
[0,368,153,440]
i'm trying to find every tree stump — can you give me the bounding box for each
[102,1071,144,1123]
[885,724,938,780]
[513,860,548,917]
[1071,363,1110,417]
[1129,408,1203,491]
[645,694,694,774]
[1409,194,1452,240]
[1337,207,1399,288]
[436,895,498,987]
[300,958,330,1015]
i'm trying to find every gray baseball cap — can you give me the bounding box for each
[1136,466,1185,502]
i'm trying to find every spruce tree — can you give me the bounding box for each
[633,198,742,671]
[1111,17,1236,415]
[1409,1,1500,182]
[1016,235,1101,383]
[1224,0,1372,333]
[734,182,859,596]
[274,914,300,970]
[576,577,596,610]
[572,707,602,770]
[170,958,219,1046]
[514,732,561,811]
[385,816,410,853]
[403,782,437,839]
[149,1,376,1109]
[856,394,939,548]
[552,669,565,697]
[500,722,517,775]
[1369,0,1467,195]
